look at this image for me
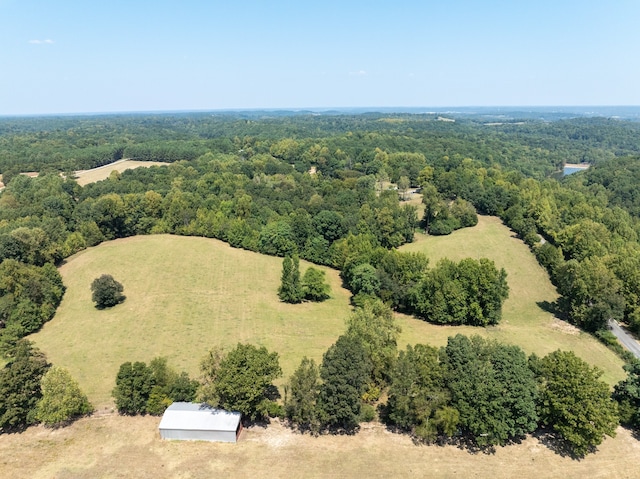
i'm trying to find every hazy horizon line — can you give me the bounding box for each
[3,105,640,119]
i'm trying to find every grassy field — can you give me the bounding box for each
[396,215,625,385]
[31,235,353,410]
[18,216,636,477]
[1,415,639,479]
[30,216,625,412]
[74,159,169,186]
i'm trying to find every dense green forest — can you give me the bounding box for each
[3,113,640,180]
[2,111,640,453]
[3,112,640,340]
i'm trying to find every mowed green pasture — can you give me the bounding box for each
[30,235,353,409]
[397,215,625,385]
[30,215,625,411]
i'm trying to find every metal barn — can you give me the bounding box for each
[159,402,242,442]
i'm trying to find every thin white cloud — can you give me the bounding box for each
[349,70,367,76]
[29,39,54,45]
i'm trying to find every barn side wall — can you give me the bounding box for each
[159,428,237,443]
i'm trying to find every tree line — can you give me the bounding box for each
[103,301,635,457]
[3,112,640,452]
[4,302,640,458]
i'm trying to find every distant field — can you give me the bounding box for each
[74,159,169,186]
[396,215,625,385]
[31,235,352,409]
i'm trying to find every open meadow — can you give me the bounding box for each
[30,216,625,412]
[396,215,625,385]
[31,235,353,410]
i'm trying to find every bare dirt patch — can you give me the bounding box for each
[550,318,581,335]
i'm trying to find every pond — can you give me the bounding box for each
[563,164,590,176]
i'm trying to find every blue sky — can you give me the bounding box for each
[1,0,639,115]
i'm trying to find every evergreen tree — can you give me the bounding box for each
[291,255,302,301]
[278,255,303,303]
[285,357,320,432]
[112,361,154,415]
[317,335,371,432]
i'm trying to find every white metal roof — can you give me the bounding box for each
[159,402,241,432]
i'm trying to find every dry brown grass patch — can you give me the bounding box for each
[1,415,639,479]
[74,159,170,186]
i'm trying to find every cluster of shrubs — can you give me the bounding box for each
[335,238,509,327]
[112,357,198,415]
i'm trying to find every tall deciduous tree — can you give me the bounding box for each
[285,357,320,432]
[348,263,380,297]
[533,350,619,457]
[91,274,125,309]
[397,176,410,201]
[210,343,282,421]
[0,260,65,356]
[410,258,509,326]
[35,366,92,427]
[613,360,640,430]
[301,267,330,302]
[386,343,453,442]
[345,299,400,387]
[146,357,198,415]
[443,335,538,447]
[556,258,624,332]
[198,347,224,405]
